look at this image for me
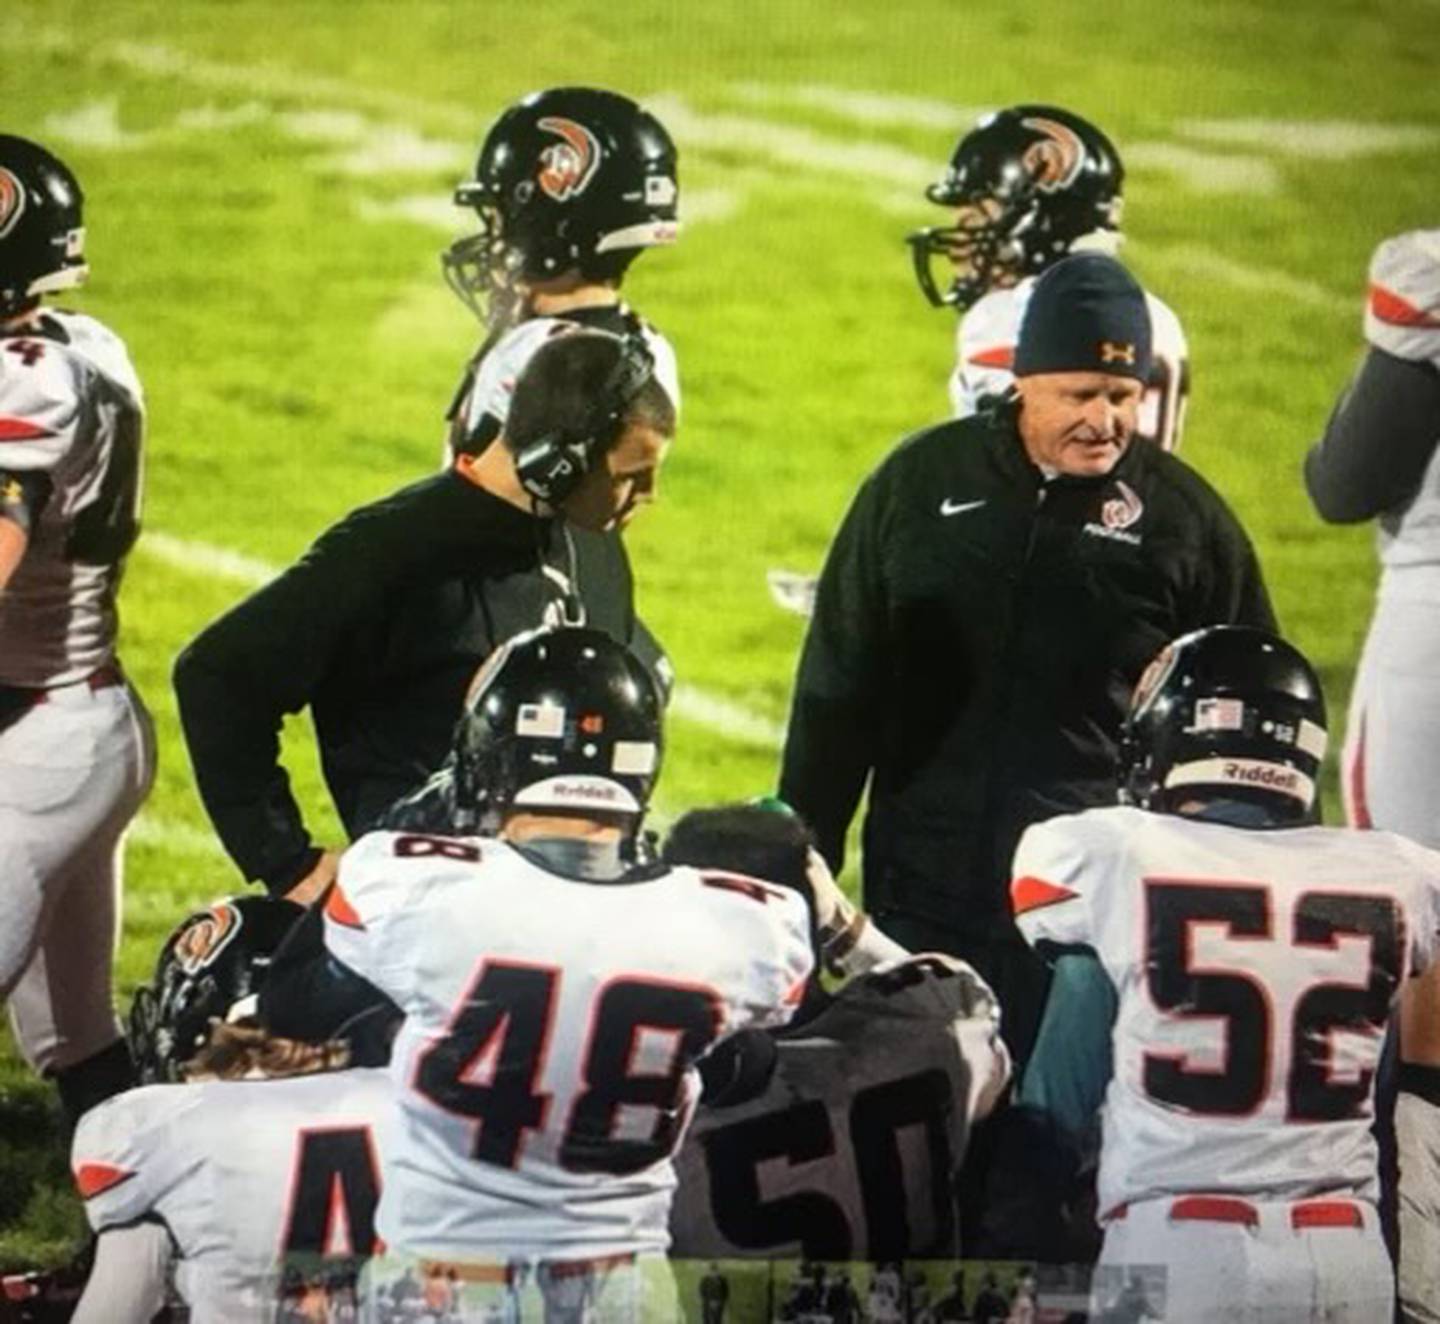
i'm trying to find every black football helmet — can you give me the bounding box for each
[1119,626,1328,826]
[128,896,304,1083]
[454,625,663,836]
[907,105,1124,311]
[0,135,88,319]
[443,87,679,326]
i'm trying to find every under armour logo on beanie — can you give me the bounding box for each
[1014,252,1153,381]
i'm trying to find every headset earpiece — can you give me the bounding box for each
[513,334,656,506]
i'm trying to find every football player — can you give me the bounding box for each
[1010,625,1440,1323]
[67,895,389,1324]
[0,134,155,1127]
[664,803,1011,1262]
[316,627,813,1320]
[907,104,1189,454]
[442,86,681,467]
[1304,226,1440,1324]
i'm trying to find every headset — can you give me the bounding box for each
[512,333,657,506]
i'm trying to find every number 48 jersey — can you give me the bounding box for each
[0,309,144,686]
[324,832,814,1263]
[1012,805,1440,1218]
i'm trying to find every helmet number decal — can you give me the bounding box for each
[0,168,25,240]
[1019,117,1085,193]
[535,117,602,202]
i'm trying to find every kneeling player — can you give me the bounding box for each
[663,803,1011,1261]
[315,627,814,1320]
[67,896,387,1324]
[1012,626,1440,1323]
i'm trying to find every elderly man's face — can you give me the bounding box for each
[1016,371,1144,477]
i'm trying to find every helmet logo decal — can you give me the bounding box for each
[1100,480,1144,531]
[0,168,26,240]
[1019,117,1085,193]
[172,903,242,976]
[536,117,602,202]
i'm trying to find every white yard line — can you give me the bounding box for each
[1155,244,1353,316]
[137,533,784,748]
[1179,119,1440,159]
[1124,143,1279,195]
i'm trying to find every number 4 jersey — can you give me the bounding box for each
[1012,805,1440,1218]
[70,1068,388,1323]
[0,309,144,686]
[323,832,815,1262]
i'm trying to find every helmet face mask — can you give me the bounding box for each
[443,88,679,329]
[453,626,663,845]
[907,105,1124,311]
[1118,627,1329,827]
[0,135,89,319]
[128,897,303,1083]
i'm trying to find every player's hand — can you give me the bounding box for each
[284,848,340,907]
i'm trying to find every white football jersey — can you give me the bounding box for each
[71,1068,388,1324]
[951,280,1189,452]
[1012,805,1440,1218]
[0,309,144,686]
[325,833,813,1261]
[1361,230,1440,576]
[446,312,681,466]
[671,953,1008,1260]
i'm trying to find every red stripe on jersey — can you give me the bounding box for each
[1170,1194,1258,1226]
[324,884,365,930]
[1347,713,1373,830]
[73,1161,136,1200]
[1369,283,1440,328]
[0,416,54,442]
[1010,875,1079,916]
[1291,1199,1364,1229]
[967,345,1015,369]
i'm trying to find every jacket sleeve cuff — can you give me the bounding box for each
[262,846,324,898]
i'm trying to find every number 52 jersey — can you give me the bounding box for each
[1012,805,1440,1218]
[324,832,815,1262]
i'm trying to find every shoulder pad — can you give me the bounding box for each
[1366,230,1440,363]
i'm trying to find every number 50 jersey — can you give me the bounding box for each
[324,833,814,1263]
[1012,805,1440,1220]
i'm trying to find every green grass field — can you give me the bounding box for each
[1,0,1437,1268]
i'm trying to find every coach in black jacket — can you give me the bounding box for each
[780,254,1274,1058]
[175,331,672,902]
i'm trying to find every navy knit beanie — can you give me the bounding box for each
[1014,253,1153,381]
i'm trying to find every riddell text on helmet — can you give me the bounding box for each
[1223,761,1299,791]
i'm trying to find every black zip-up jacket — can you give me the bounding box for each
[779,406,1275,935]
[174,471,663,893]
